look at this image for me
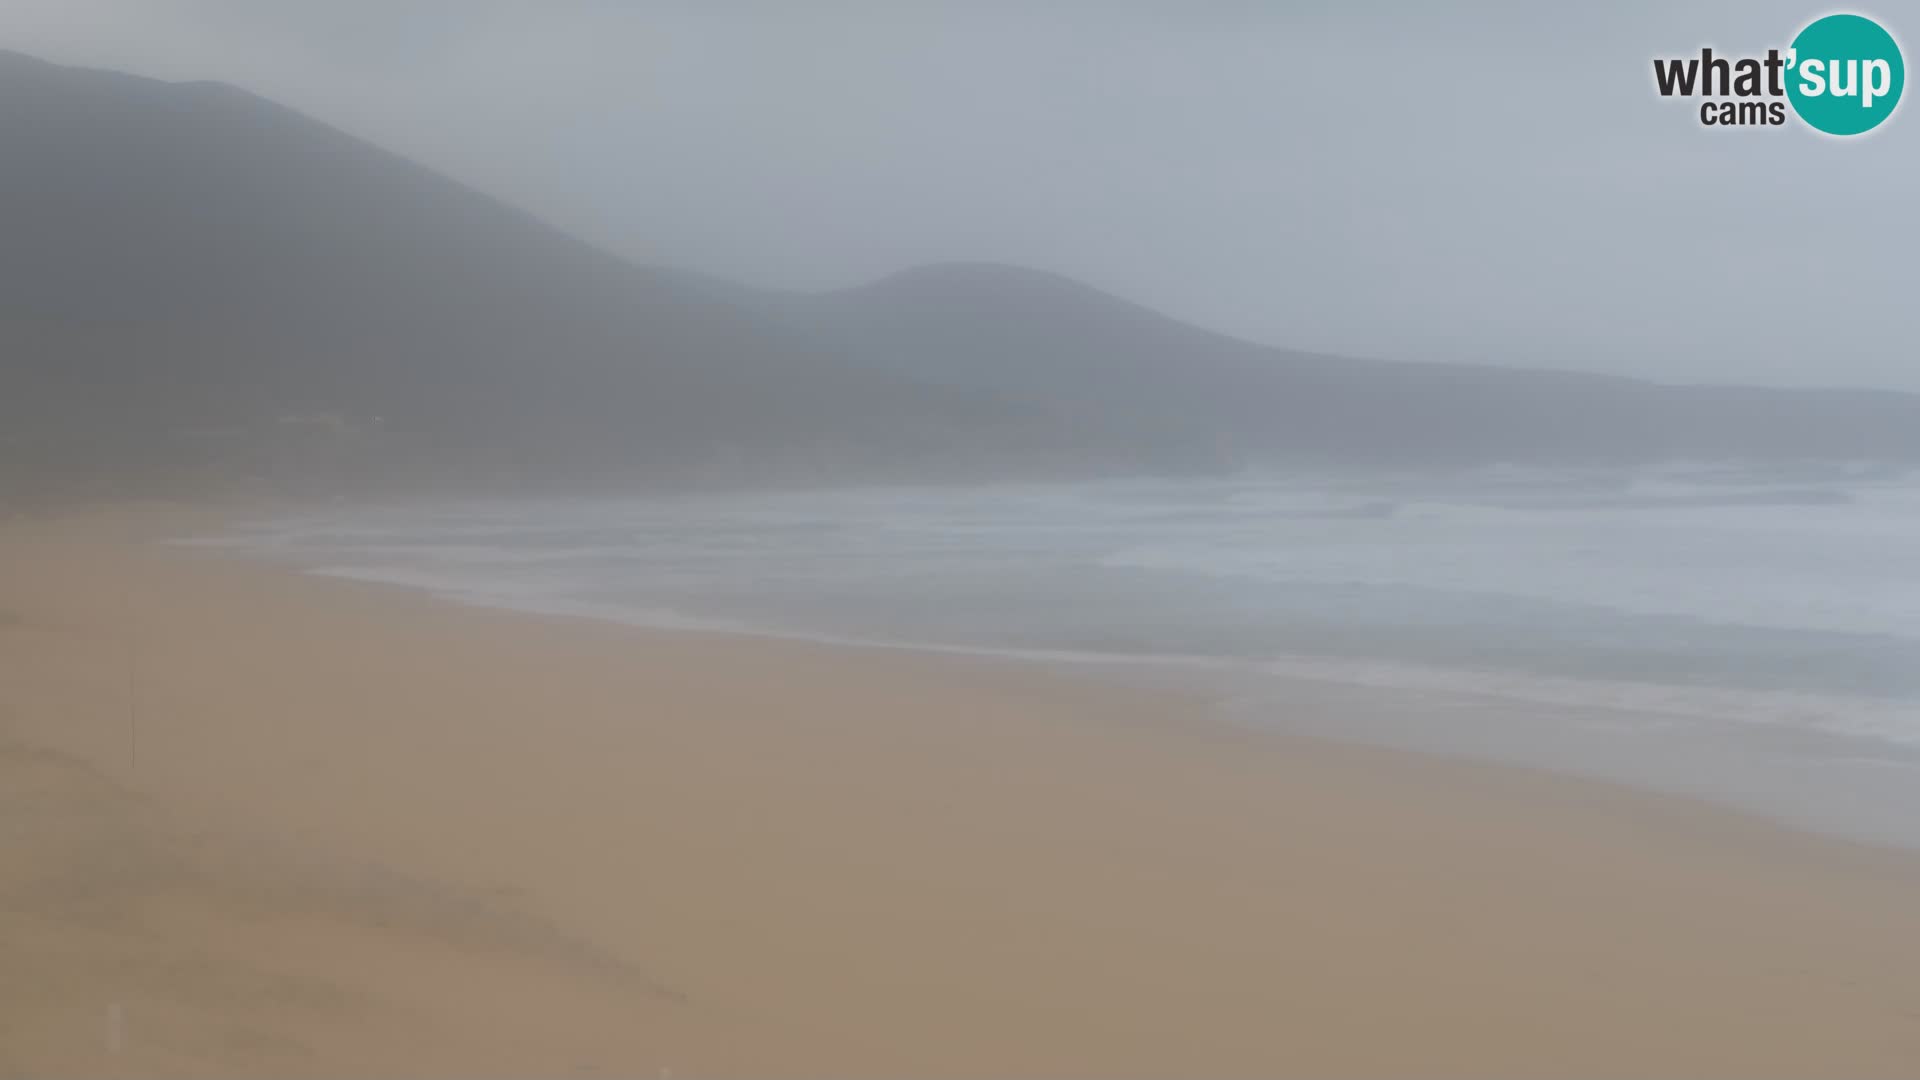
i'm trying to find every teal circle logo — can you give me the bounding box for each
[1786,14,1904,135]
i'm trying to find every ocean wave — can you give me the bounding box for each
[1236,654,1920,752]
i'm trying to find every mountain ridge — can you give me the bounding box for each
[3,49,1917,497]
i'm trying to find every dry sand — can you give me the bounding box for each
[3,506,1919,1077]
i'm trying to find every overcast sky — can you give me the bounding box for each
[4,1,1915,390]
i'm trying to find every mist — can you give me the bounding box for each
[4,0,1914,390]
[8,7,1920,1076]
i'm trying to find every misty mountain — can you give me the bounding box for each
[3,49,1917,495]
[0,49,1060,491]
[806,262,1920,466]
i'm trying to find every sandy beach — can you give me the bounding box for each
[3,507,1919,1078]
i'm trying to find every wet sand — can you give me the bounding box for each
[3,507,1919,1077]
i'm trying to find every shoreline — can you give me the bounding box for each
[292,566,1920,855]
[203,514,1920,855]
[4,507,1920,1076]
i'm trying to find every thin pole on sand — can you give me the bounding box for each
[122,568,138,775]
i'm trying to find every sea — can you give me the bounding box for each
[190,461,1920,850]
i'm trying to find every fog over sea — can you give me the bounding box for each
[198,463,1920,849]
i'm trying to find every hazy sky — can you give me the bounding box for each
[5,1,1916,390]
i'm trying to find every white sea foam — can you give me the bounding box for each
[191,467,1920,846]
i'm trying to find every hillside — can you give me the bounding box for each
[806,262,1920,466]
[3,49,1918,496]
